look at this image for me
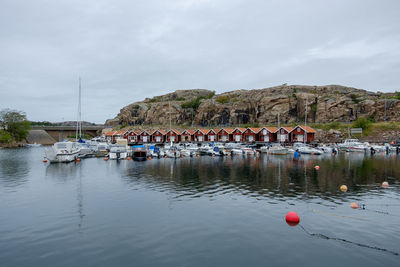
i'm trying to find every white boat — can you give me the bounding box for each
[77,142,95,158]
[45,141,80,163]
[94,142,109,157]
[207,146,228,156]
[231,148,244,155]
[261,144,289,155]
[338,139,364,151]
[346,144,368,152]
[166,146,181,158]
[109,145,128,160]
[180,149,192,157]
[241,147,256,155]
[318,145,335,153]
[27,143,42,147]
[293,142,322,155]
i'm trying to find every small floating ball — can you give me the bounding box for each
[382,181,389,188]
[126,157,131,160]
[311,152,314,156]
[285,211,300,226]
[340,185,348,192]
[314,165,320,170]
[76,158,81,162]
[42,159,47,163]
[148,157,152,160]
[350,202,359,209]
[104,158,108,161]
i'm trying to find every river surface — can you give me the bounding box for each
[1,147,400,267]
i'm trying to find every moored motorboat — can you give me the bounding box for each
[45,141,80,163]
[132,145,147,161]
[263,144,289,155]
[109,145,128,160]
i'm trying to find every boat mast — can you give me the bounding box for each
[169,101,172,145]
[79,77,82,139]
[304,96,307,144]
[76,77,82,142]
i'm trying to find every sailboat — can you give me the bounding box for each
[45,78,82,163]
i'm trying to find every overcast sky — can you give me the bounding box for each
[1,0,399,123]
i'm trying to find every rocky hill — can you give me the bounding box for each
[105,85,400,127]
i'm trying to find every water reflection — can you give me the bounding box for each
[0,148,30,188]
[122,154,400,202]
[45,162,80,181]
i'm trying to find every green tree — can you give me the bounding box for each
[0,131,12,143]
[352,117,371,130]
[0,109,31,142]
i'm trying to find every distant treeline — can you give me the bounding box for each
[30,121,98,126]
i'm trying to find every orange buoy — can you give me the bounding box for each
[382,181,389,188]
[196,154,200,158]
[104,158,108,161]
[381,153,385,156]
[43,159,47,163]
[285,211,300,226]
[314,165,320,170]
[311,152,314,156]
[76,158,81,162]
[350,202,359,209]
[340,185,348,192]
[126,157,131,160]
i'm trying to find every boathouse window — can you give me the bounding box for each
[297,128,300,132]
[263,129,267,135]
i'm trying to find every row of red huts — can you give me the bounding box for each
[104,125,316,144]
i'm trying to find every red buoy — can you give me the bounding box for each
[315,165,320,170]
[43,159,47,163]
[76,158,81,162]
[350,202,359,209]
[285,211,300,226]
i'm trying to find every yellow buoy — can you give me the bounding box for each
[340,185,348,192]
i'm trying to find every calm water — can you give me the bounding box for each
[1,148,400,267]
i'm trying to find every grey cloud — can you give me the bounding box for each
[1,0,399,123]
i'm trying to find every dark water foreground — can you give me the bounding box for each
[1,148,400,267]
